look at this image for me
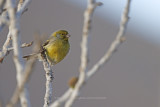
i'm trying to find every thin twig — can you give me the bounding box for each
[7,41,33,51]
[21,41,33,48]
[0,41,33,62]
[17,0,31,17]
[0,32,12,63]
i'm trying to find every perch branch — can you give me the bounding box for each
[41,50,54,107]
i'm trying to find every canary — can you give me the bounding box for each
[23,30,70,65]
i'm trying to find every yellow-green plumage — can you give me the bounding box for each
[44,36,70,65]
[43,30,70,65]
[23,30,70,65]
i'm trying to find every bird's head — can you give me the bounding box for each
[53,30,70,41]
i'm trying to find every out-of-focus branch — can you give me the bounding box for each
[51,0,131,107]
[65,0,102,107]
[0,0,7,32]
[0,0,4,7]
[17,0,24,11]
[87,0,131,78]
[0,41,33,63]
[0,100,2,107]
[7,58,34,107]
[0,0,31,61]
[0,16,9,24]
[7,41,33,51]
[0,0,31,106]
[50,77,78,107]
[41,50,53,107]
[17,0,31,17]
[0,0,7,24]
[0,0,30,31]
[0,0,5,14]
[0,32,12,63]
[50,89,73,107]
[21,41,33,48]
[7,36,40,107]
[6,0,31,107]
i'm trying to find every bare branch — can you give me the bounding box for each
[65,0,102,107]
[17,0,31,17]
[87,0,131,78]
[0,1,8,31]
[6,0,32,106]
[0,0,5,13]
[0,15,9,24]
[0,32,12,63]
[21,41,33,48]
[0,41,33,62]
[7,41,33,51]
[51,0,131,107]
[0,0,32,61]
[66,0,131,106]
[7,54,36,107]
[7,36,40,107]
[50,89,73,107]
[41,50,54,107]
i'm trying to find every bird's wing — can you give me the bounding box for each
[43,39,50,47]
[43,36,57,47]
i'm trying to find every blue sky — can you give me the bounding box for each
[67,0,160,45]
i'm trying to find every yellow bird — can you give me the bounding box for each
[23,30,70,65]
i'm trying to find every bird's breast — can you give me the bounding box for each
[45,40,70,64]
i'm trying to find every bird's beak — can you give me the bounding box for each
[66,34,71,38]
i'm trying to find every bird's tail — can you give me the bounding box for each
[23,53,39,60]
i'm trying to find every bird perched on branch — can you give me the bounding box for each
[23,30,70,65]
